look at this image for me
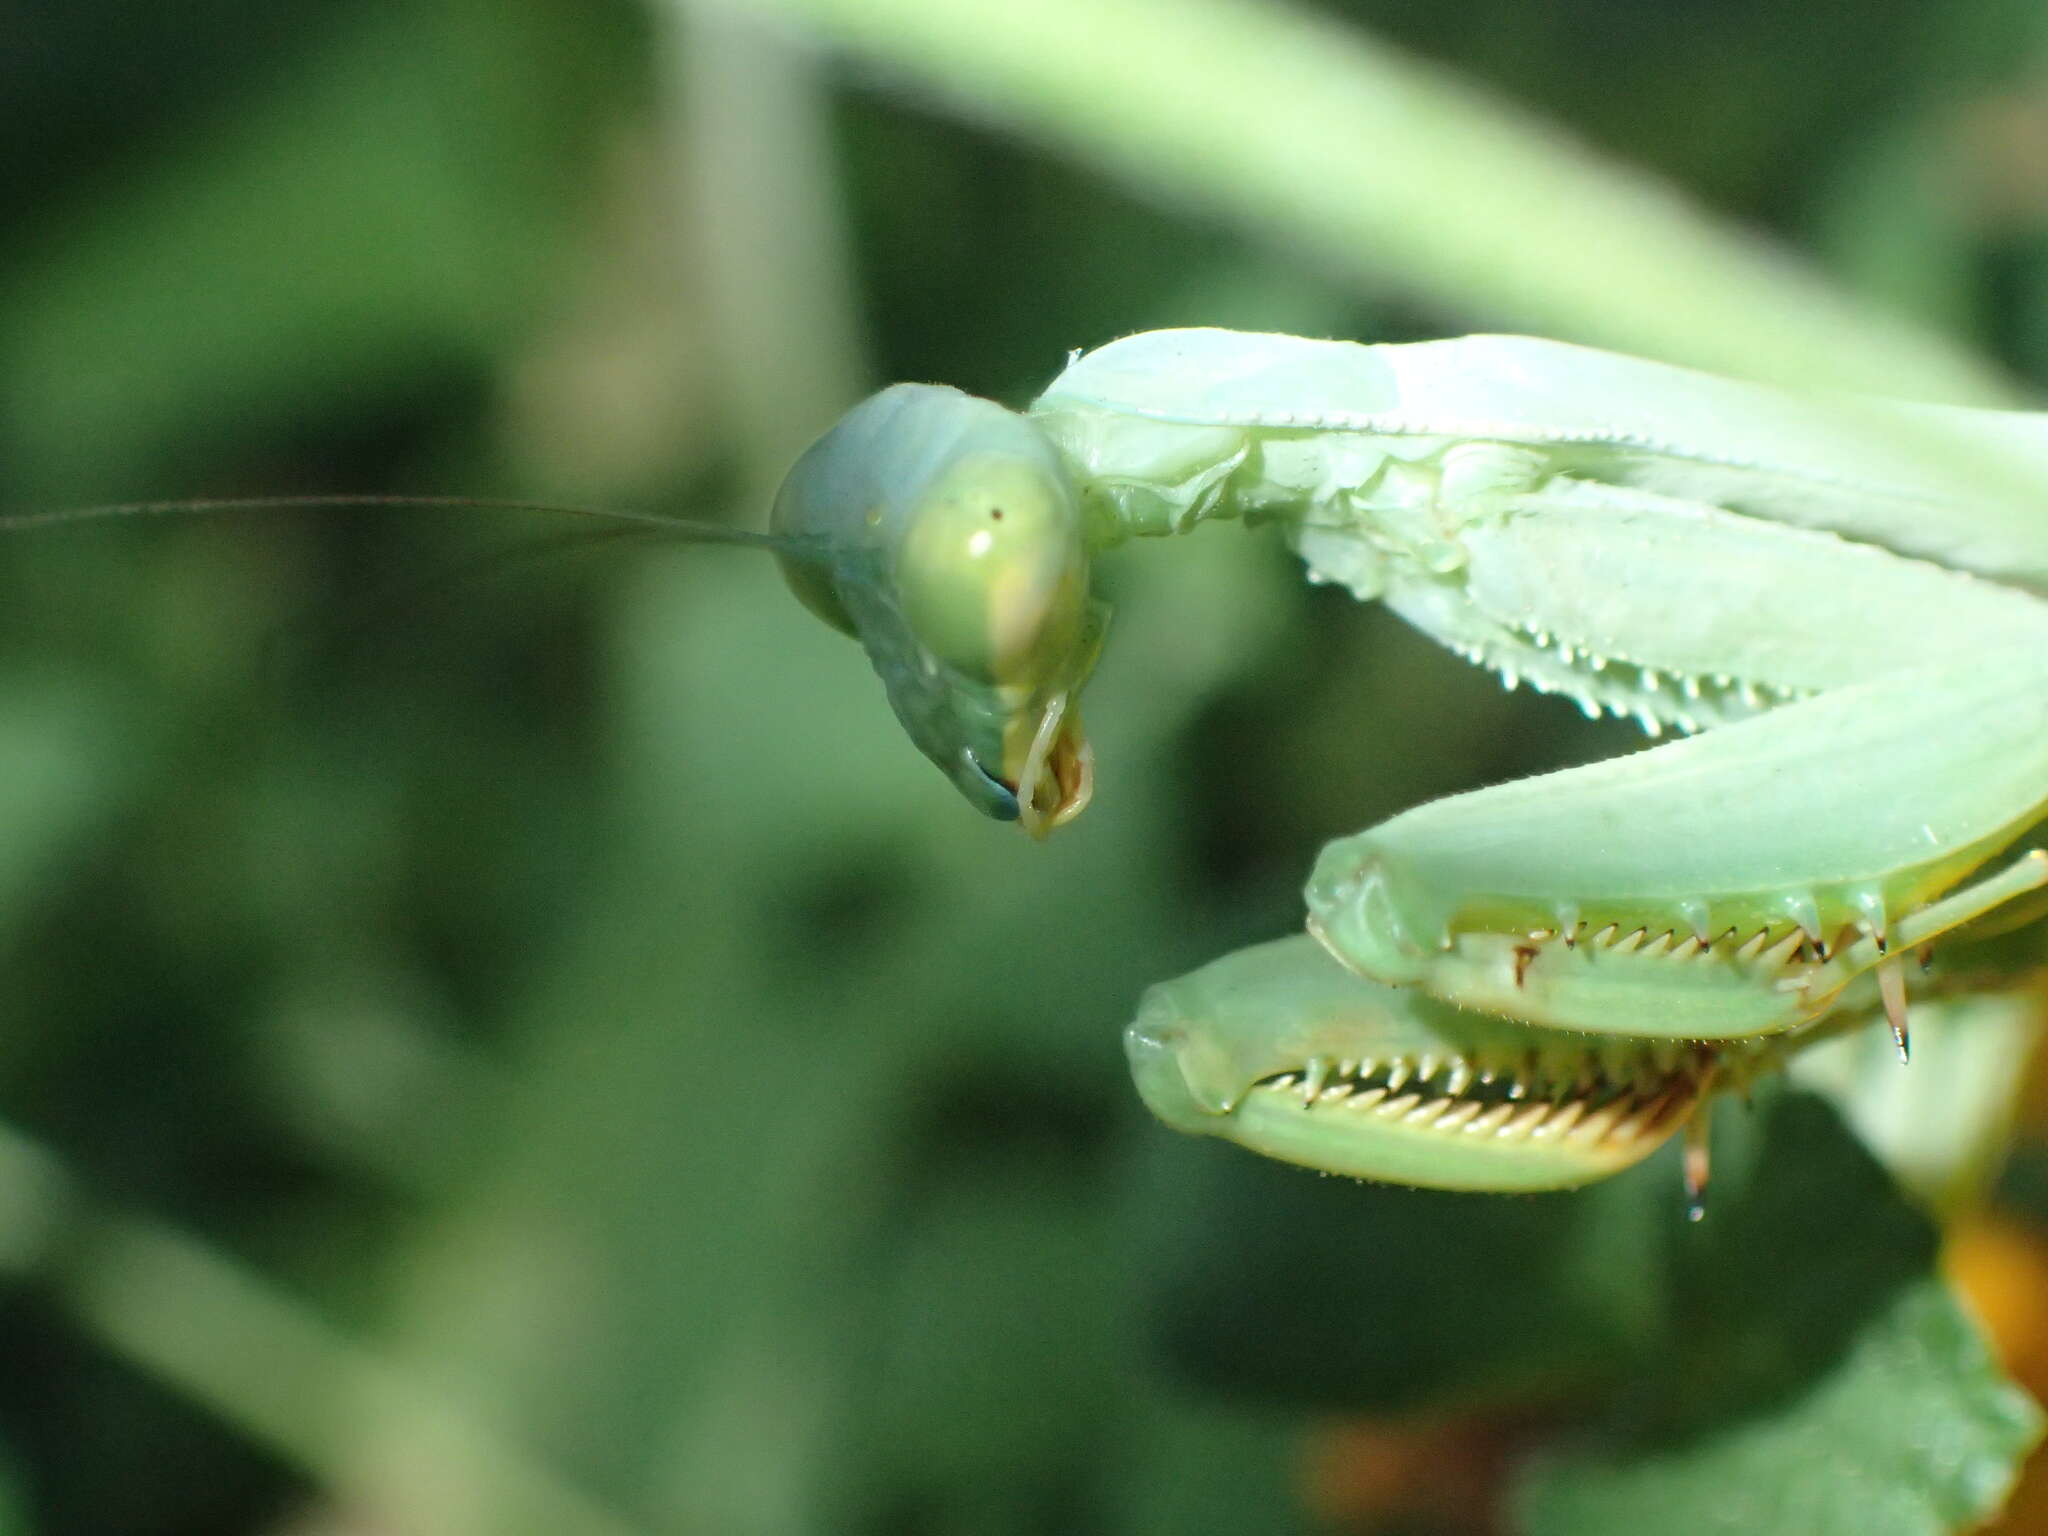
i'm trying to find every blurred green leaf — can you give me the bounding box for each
[0,2,636,505]
[1130,1132,1664,1414]
[1516,1278,2038,1536]
[1513,1092,2042,1536]
[1791,991,2043,1215]
[1136,1089,2042,1531]
[0,671,143,933]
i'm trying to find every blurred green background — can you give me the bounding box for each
[3,1,2048,1533]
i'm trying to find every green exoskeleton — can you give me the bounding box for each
[769,384,1103,833]
[775,328,2048,1199]
[19,330,2048,1199]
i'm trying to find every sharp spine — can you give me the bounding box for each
[1783,894,1823,944]
[1300,1058,1331,1104]
[1610,1091,1676,1143]
[1405,1096,1453,1126]
[1500,1101,1553,1139]
[1567,1101,1628,1143]
[1878,958,1912,1063]
[1533,1100,1586,1138]
[1434,1100,1484,1130]
[1469,1102,1518,1134]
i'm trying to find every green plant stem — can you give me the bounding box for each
[716,0,2017,404]
[0,1123,641,1536]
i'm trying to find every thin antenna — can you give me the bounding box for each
[0,493,806,693]
[0,494,787,548]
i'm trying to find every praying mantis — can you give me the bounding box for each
[771,328,2048,1201]
[22,328,2048,1201]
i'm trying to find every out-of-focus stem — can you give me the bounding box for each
[665,0,870,511]
[715,0,2016,405]
[0,1122,641,1536]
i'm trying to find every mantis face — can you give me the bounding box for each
[771,385,1104,835]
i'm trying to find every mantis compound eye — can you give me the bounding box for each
[895,454,1091,689]
[897,452,1101,836]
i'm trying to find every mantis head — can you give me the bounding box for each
[772,384,1106,836]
